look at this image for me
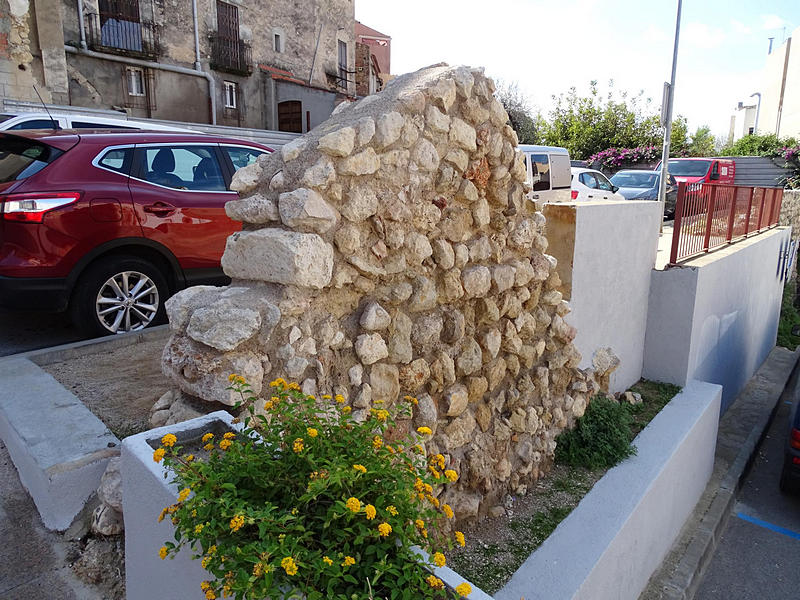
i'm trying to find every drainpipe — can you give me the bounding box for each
[191,0,202,71]
[77,0,87,49]
[64,45,217,124]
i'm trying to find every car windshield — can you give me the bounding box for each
[0,114,15,124]
[668,159,711,177]
[0,136,63,183]
[610,172,658,188]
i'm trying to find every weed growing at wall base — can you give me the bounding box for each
[156,377,471,599]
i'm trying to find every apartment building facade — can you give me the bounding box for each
[0,0,357,132]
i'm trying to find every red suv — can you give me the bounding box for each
[0,130,270,335]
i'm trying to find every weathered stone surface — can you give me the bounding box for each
[339,148,380,175]
[457,338,483,376]
[445,384,469,417]
[355,333,389,365]
[226,193,280,224]
[462,266,492,298]
[278,188,338,234]
[341,187,378,222]
[370,364,400,404]
[229,161,262,194]
[318,126,356,157]
[164,64,616,524]
[222,229,333,289]
[97,458,122,512]
[91,504,123,536]
[187,303,261,352]
[360,301,391,331]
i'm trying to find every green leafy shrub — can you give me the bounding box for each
[555,395,636,470]
[155,376,473,600]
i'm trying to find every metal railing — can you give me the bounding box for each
[669,182,784,264]
[209,34,252,75]
[85,12,159,60]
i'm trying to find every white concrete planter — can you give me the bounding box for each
[121,411,490,600]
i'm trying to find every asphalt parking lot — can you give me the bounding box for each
[0,308,82,358]
[696,398,800,599]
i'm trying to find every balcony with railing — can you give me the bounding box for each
[85,8,158,60]
[209,34,252,76]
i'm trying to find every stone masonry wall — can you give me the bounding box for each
[780,189,800,242]
[161,64,617,520]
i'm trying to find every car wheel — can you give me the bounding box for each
[70,256,168,337]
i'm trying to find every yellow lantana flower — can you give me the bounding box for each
[353,464,367,474]
[202,433,214,443]
[322,556,333,566]
[433,552,446,567]
[455,582,472,597]
[444,469,459,482]
[153,448,165,463]
[292,438,304,453]
[219,439,232,451]
[455,531,466,547]
[426,575,444,589]
[229,514,245,532]
[364,504,377,520]
[335,394,346,403]
[372,435,383,449]
[177,487,191,502]
[442,504,454,519]
[346,497,361,513]
[223,432,236,440]
[417,426,432,435]
[387,505,398,516]
[159,546,168,560]
[307,427,318,438]
[378,522,392,537]
[281,556,298,576]
[203,443,214,451]
[342,556,356,567]
[161,433,177,447]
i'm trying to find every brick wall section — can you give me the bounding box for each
[780,189,800,241]
[354,41,370,97]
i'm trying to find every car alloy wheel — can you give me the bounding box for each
[95,270,160,333]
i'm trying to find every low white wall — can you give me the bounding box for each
[546,201,661,393]
[643,227,790,411]
[496,380,722,600]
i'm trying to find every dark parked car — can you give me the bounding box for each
[780,397,800,494]
[609,170,678,219]
[0,130,270,335]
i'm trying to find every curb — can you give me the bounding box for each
[0,324,170,366]
[652,347,800,600]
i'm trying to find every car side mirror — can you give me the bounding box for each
[611,185,619,193]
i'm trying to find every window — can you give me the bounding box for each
[142,146,226,191]
[97,148,132,174]
[223,81,237,109]
[223,146,266,170]
[126,67,145,96]
[0,137,63,183]
[8,119,60,130]
[529,153,550,191]
[579,173,598,189]
[595,173,614,191]
[72,121,130,129]
[338,40,347,83]
[274,32,283,52]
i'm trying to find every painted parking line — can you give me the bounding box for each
[736,512,800,541]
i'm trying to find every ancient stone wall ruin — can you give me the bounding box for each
[161,65,616,519]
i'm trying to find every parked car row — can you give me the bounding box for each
[0,129,270,336]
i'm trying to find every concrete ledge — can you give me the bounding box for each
[0,357,120,530]
[496,380,722,600]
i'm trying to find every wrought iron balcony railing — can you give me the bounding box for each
[209,34,252,76]
[86,12,158,60]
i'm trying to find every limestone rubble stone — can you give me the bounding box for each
[161,64,619,521]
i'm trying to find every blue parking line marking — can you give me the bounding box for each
[736,513,800,541]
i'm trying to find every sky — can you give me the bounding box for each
[355,0,799,140]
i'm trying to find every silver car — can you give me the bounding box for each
[609,170,677,218]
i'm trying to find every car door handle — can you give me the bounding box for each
[143,202,176,216]
[588,195,594,198]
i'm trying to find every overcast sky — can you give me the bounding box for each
[355,0,799,139]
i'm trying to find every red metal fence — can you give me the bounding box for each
[669,182,784,264]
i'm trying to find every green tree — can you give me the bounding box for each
[494,80,542,144]
[687,125,716,156]
[719,133,798,157]
[539,80,662,159]
[669,115,689,156]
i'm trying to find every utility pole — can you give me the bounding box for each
[658,0,682,225]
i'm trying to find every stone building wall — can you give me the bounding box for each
[780,189,800,242]
[160,64,616,520]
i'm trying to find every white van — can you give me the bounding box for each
[0,111,189,132]
[519,144,572,203]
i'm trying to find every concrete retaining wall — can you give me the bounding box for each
[643,227,790,412]
[496,380,722,600]
[545,201,662,393]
